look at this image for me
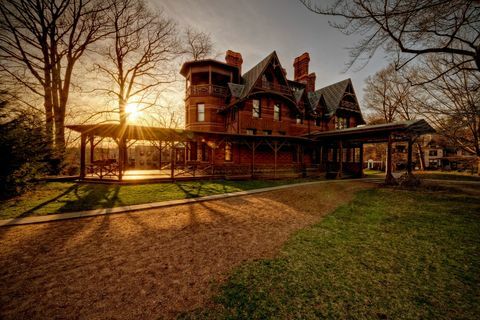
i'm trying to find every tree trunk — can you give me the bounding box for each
[415,142,425,170]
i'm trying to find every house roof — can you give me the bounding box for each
[66,124,310,142]
[239,51,277,99]
[309,119,436,142]
[314,78,365,123]
[179,59,238,77]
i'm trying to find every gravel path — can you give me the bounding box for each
[0,181,372,319]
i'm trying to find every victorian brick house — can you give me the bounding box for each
[69,50,434,181]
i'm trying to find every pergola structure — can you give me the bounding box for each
[310,119,436,183]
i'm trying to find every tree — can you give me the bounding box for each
[93,0,178,167]
[363,64,416,122]
[300,0,480,74]
[0,91,50,197]
[411,58,480,173]
[363,64,427,170]
[0,0,109,164]
[182,26,215,61]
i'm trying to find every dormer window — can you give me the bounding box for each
[252,99,261,118]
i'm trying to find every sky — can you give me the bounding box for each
[155,0,390,103]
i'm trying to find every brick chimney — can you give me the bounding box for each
[225,50,243,75]
[293,52,316,92]
[294,52,310,80]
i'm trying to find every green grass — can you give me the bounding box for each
[0,179,312,220]
[416,170,480,181]
[183,186,480,319]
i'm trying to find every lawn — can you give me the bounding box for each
[416,170,480,181]
[0,179,312,220]
[184,184,480,319]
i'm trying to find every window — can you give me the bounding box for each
[296,115,303,124]
[246,128,256,135]
[429,150,438,157]
[252,99,261,118]
[225,142,232,161]
[262,130,272,135]
[335,116,349,129]
[274,104,281,121]
[197,103,205,122]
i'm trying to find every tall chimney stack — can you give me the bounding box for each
[225,50,243,75]
[293,52,316,92]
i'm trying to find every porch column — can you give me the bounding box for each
[274,141,278,179]
[89,135,94,164]
[385,134,396,184]
[211,145,215,175]
[337,140,343,179]
[158,140,162,169]
[251,141,256,177]
[359,143,364,177]
[407,138,413,175]
[118,137,125,181]
[170,142,174,181]
[80,133,86,179]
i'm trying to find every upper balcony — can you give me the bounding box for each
[185,66,232,99]
[187,84,228,98]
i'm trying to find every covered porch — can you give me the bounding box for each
[312,120,436,184]
[66,124,317,182]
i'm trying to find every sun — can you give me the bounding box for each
[125,103,141,122]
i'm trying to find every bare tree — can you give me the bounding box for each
[363,64,427,169]
[182,26,215,61]
[411,58,480,173]
[95,0,178,127]
[300,0,480,75]
[363,64,414,122]
[0,0,108,161]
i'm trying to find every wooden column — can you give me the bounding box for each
[170,142,174,181]
[385,134,396,184]
[118,138,125,181]
[337,140,343,179]
[407,138,413,175]
[359,144,364,177]
[274,141,278,179]
[211,145,215,175]
[251,141,256,177]
[89,136,94,164]
[80,133,86,179]
[158,141,162,169]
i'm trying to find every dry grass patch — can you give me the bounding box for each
[0,181,372,319]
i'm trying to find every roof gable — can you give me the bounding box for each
[315,78,365,123]
[240,51,292,99]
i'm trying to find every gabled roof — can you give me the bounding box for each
[315,79,351,116]
[309,119,436,141]
[240,51,277,98]
[314,78,365,124]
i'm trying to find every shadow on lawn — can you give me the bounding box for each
[18,184,122,218]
